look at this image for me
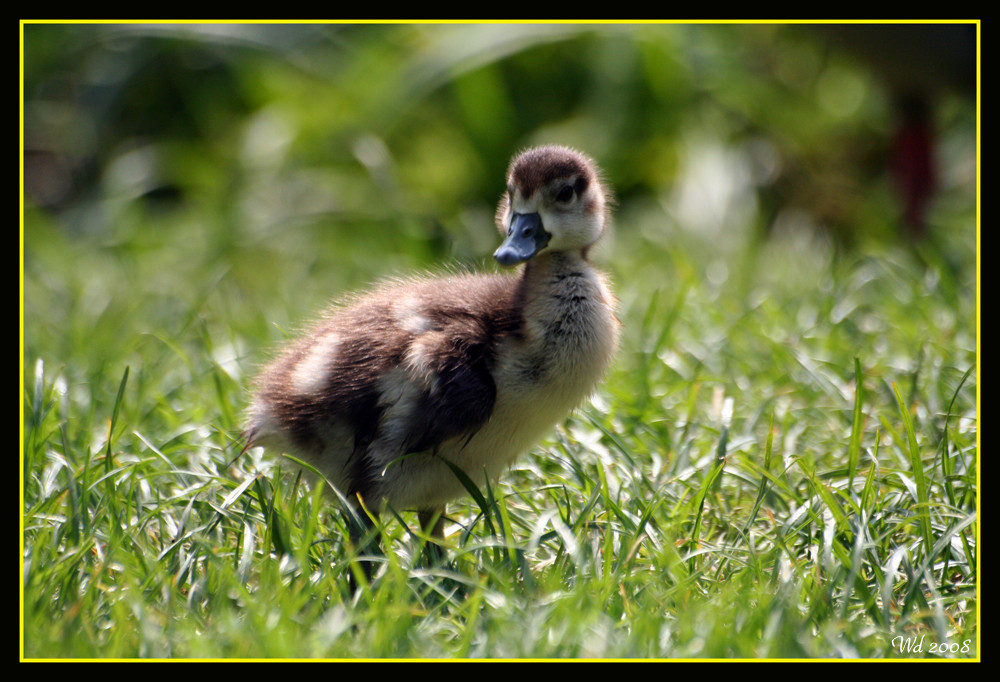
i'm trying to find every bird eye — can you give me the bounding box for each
[556,185,574,203]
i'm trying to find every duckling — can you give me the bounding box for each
[244,145,619,545]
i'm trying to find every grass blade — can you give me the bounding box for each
[892,382,934,557]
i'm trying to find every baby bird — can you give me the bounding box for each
[244,145,619,543]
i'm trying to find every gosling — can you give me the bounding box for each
[244,145,619,543]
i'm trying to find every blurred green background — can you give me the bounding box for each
[23,22,978,387]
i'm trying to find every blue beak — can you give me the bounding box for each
[493,213,551,266]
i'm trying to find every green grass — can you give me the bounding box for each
[22,202,977,658]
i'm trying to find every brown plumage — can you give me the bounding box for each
[244,145,619,543]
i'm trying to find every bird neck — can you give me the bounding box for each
[520,250,589,284]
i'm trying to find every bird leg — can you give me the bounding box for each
[345,499,379,589]
[418,508,447,564]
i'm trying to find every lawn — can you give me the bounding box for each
[22,22,978,659]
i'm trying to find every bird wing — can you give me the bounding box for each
[399,328,498,455]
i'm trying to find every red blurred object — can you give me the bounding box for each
[890,96,936,235]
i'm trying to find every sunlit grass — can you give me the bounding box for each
[22,203,976,658]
